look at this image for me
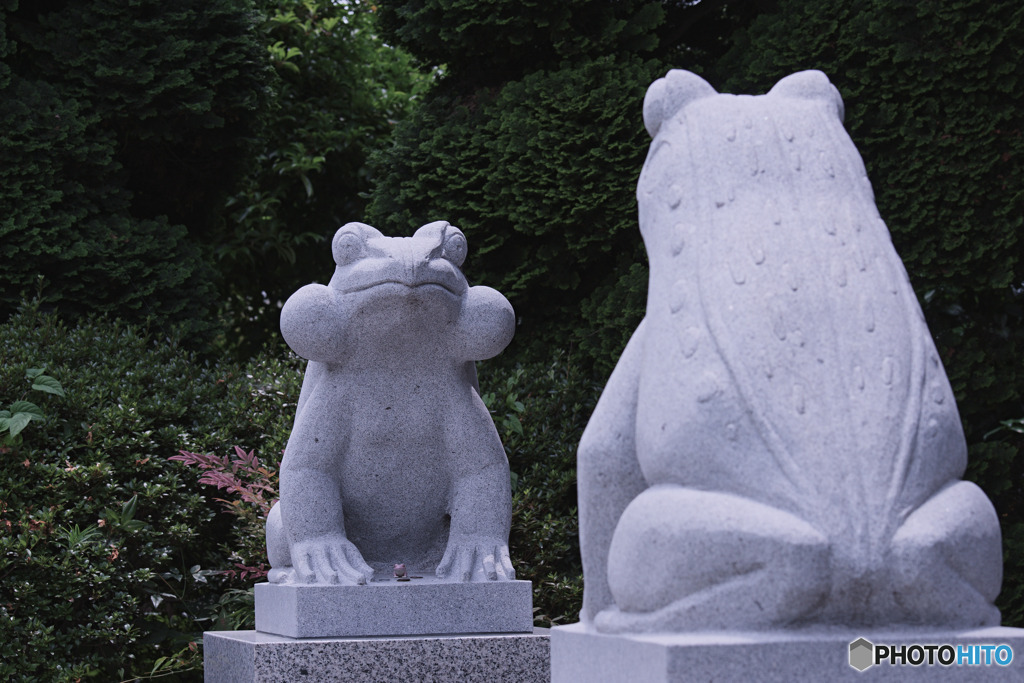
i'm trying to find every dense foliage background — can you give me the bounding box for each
[219,0,430,357]
[1,0,1021,678]
[0,0,268,342]
[0,307,301,680]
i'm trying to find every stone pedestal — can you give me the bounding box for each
[255,576,534,638]
[205,628,549,683]
[205,577,543,681]
[551,623,1024,682]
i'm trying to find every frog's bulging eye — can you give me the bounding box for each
[333,231,364,266]
[442,232,467,267]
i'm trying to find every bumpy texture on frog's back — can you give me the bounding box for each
[577,70,1002,632]
[635,70,965,559]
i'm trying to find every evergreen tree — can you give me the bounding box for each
[717,0,1024,626]
[0,0,268,339]
[368,0,750,369]
[219,0,429,357]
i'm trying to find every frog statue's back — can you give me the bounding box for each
[576,70,1003,633]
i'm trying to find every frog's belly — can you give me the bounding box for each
[337,396,453,569]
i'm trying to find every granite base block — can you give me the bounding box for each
[255,577,533,638]
[551,623,1024,682]
[204,628,550,683]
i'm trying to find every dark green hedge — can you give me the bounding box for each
[0,308,221,680]
[0,306,306,680]
[367,54,658,366]
[0,0,268,341]
[376,0,664,86]
[480,355,600,624]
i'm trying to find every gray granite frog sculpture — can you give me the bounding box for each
[266,221,517,585]
[577,70,1003,632]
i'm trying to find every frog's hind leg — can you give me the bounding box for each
[596,486,830,633]
[265,501,293,583]
[890,480,1002,627]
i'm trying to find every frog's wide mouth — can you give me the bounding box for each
[344,279,462,295]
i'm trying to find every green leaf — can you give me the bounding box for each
[59,523,103,549]
[25,367,45,379]
[122,495,138,522]
[31,375,66,397]
[506,414,524,436]
[150,656,169,676]
[5,412,34,437]
[8,401,44,420]
[1001,418,1024,434]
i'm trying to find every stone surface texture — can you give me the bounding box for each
[255,574,533,638]
[266,220,518,587]
[204,628,550,683]
[576,69,1003,634]
[551,623,1024,682]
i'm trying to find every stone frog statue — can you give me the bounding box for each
[578,70,1003,632]
[266,221,517,585]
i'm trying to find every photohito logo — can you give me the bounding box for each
[849,638,1014,671]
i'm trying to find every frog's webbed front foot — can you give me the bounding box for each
[436,534,516,581]
[266,501,374,585]
[289,534,375,585]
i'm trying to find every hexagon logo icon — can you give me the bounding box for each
[849,638,874,671]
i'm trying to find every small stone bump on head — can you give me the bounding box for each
[669,279,686,313]
[667,182,684,209]
[670,223,687,256]
[793,383,806,414]
[678,326,700,358]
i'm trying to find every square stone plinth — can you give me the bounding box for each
[551,623,1024,682]
[204,628,550,683]
[255,576,533,638]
